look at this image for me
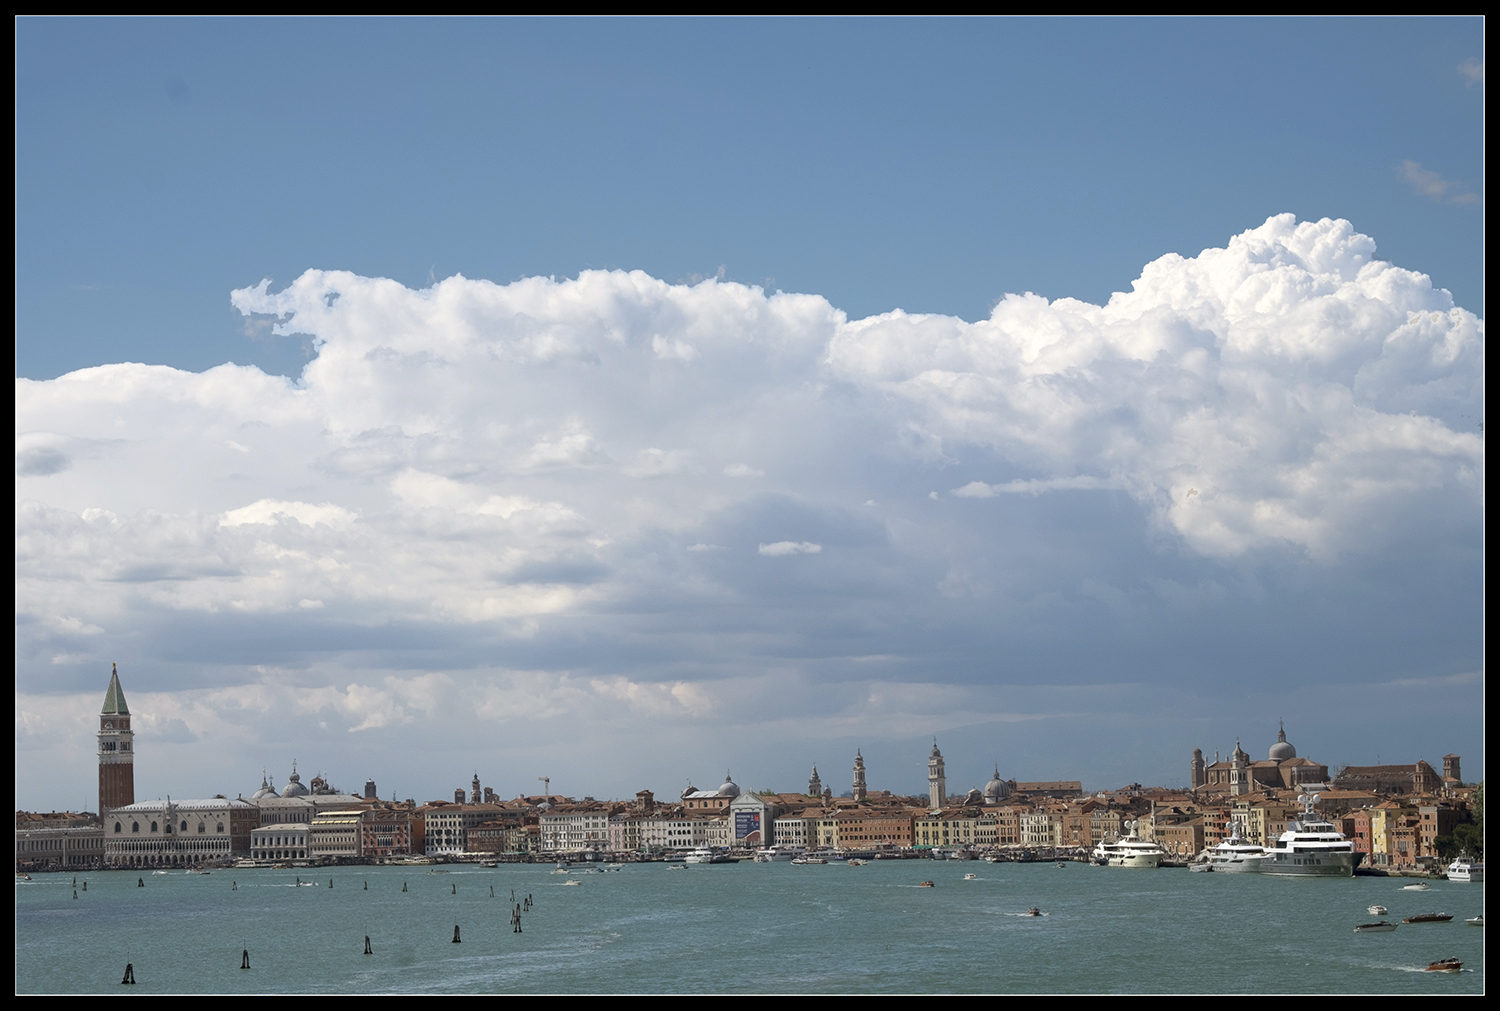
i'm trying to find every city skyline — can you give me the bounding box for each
[15,20,1485,812]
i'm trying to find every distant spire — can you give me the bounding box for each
[101,663,130,715]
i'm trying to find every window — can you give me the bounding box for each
[151,821,158,832]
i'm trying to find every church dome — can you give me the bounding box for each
[984,767,1011,803]
[716,774,740,798]
[1269,724,1296,761]
[280,763,309,798]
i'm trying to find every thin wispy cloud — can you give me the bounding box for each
[1398,160,1480,206]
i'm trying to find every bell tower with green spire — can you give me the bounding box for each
[98,663,135,814]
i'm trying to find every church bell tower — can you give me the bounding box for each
[98,663,135,814]
[928,739,947,810]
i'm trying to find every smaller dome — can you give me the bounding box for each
[1269,723,1296,761]
[717,774,740,798]
[280,762,309,798]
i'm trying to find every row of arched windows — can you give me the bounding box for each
[113,819,225,834]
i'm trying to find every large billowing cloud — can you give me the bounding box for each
[15,215,1484,804]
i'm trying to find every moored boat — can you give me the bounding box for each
[1446,856,1484,883]
[1249,793,1359,877]
[1202,820,1267,873]
[1091,820,1164,868]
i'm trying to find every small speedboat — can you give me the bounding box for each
[562,879,581,886]
[918,880,935,888]
[1353,921,1397,933]
[1424,958,1462,973]
[963,873,978,880]
[1024,907,1042,917]
[1367,904,1388,916]
[1401,882,1430,891]
[1402,912,1454,924]
[1464,916,1483,927]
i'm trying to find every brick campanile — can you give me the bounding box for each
[98,663,135,814]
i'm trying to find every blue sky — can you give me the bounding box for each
[15,19,1484,810]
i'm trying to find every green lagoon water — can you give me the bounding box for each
[16,860,1485,993]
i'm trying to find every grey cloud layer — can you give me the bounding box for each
[14,215,1483,799]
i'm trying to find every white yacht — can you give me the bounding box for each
[753,847,800,863]
[1446,856,1484,882]
[1250,792,1359,876]
[1092,820,1164,868]
[1202,820,1268,873]
[682,847,738,864]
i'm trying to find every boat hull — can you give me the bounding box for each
[1251,852,1358,876]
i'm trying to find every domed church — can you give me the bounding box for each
[1191,722,1328,795]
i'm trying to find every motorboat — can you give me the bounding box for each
[1353,921,1397,933]
[1402,882,1430,891]
[1424,959,1462,973]
[1446,856,1484,883]
[1367,904,1388,916]
[1402,912,1454,924]
[1202,820,1267,873]
[791,855,828,865]
[562,879,581,886]
[1464,916,1483,927]
[1024,907,1042,917]
[917,880,935,887]
[1091,820,1164,868]
[1249,793,1359,876]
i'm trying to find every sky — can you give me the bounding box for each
[15,18,1484,812]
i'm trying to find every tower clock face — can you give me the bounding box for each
[104,721,113,730]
